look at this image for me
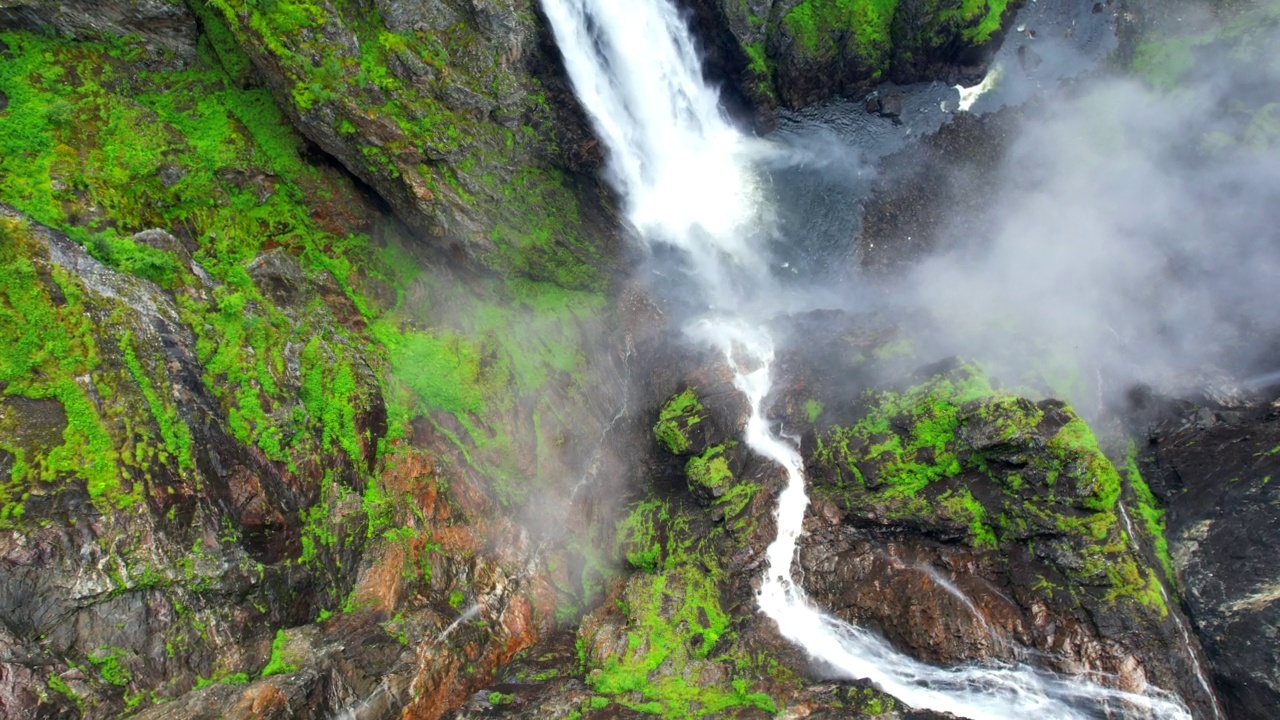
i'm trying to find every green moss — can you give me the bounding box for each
[1047,418,1122,511]
[589,565,774,718]
[0,220,132,522]
[784,0,898,70]
[46,673,81,708]
[89,647,133,687]
[121,331,194,472]
[813,366,1168,614]
[260,629,298,678]
[939,488,997,549]
[685,444,733,494]
[1124,447,1175,586]
[815,369,993,497]
[805,399,824,423]
[0,29,392,520]
[654,389,705,455]
[943,0,1010,43]
[616,499,669,571]
[205,0,611,288]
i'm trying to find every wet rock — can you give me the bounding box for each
[1017,44,1044,73]
[0,0,198,60]
[879,93,905,118]
[156,163,187,189]
[792,358,1221,717]
[246,249,309,308]
[1145,408,1280,719]
[676,0,1021,110]
[858,109,1019,277]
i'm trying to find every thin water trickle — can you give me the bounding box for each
[540,0,1193,716]
[432,603,482,647]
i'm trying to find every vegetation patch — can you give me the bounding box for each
[653,389,705,455]
[811,365,1167,614]
[592,497,777,717]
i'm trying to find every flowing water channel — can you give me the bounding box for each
[539,0,1193,717]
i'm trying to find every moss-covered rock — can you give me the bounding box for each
[809,365,1164,612]
[653,388,707,455]
[199,0,618,289]
[702,0,1018,109]
[793,361,1214,709]
[0,17,631,716]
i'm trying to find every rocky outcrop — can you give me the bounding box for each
[1143,404,1280,719]
[126,449,564,720]
[769,318,1219,717]
[0,206,387,717]
[0,18,638,716]
[198,0,619,289]
[796,373,1202,693]
[490,310,1219,717]
[0,0,199,59]
[677,0,1017,110]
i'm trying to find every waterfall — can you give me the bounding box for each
[539,1,1192,717]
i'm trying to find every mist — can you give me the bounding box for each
[882,29,1280,416]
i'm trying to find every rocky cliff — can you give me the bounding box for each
[677,0,1016,111]
[1,0,1277,718]
[0,3,629,716]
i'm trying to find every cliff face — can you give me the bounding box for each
[2,0,1274,718]
[677,0,1016,111]
[0,4,629,715]
[198,0,618,290]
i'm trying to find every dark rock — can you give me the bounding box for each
[676,0,1021,110]
[858,108,1019,277]
[1146,408,1280,719]
[156,163,186,188]
[879,93,905,118]
[132,228,191,264]
[246,249,308,308]
[1017,44,1044,73]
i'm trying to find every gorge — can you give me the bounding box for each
[1,0,1278,719]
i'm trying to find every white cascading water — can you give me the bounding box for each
[540,1,1192,717]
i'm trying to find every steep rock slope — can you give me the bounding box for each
[0,11,630,717]
[678,0,1017,109]
[199,0,619,289]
